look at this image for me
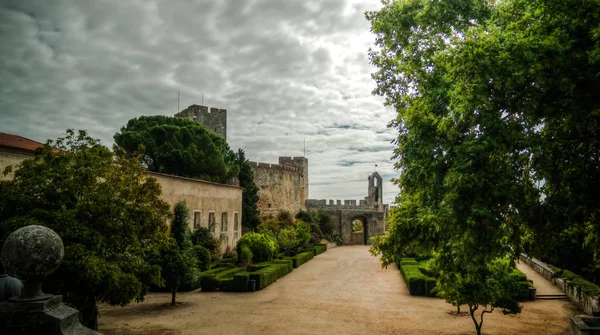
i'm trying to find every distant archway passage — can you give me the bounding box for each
[305,170,389,245]
[351,216,368,245]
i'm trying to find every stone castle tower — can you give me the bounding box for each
[175,104,308,217]
[175,105,227,140]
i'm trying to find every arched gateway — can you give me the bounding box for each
[305,172,389,245]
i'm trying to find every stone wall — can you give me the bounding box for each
[175,104,227,140]
[0,148,34,181]
[249,156,308,218]
[520,254,600,316]
[312,207,386,245]
[148,172,243,251]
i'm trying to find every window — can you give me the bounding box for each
[208,212,216,232]
[234,212,239,232]
[221,212,228,232]
[193,211,202,229]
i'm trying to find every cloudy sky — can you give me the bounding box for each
[0,0,399,204]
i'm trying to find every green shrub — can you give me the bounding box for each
[398,259,436,297]
[221,272,250,292]
[239,245,253,269]
[313,243,327,256]
[277,226,298,253]
[223,245,237,259]
[325,230,344,245]
[551,265,600,297]
[295,221,311,248]
[193,245,211,271]
[236,231,278,263]
[248,262,293,290]
[399,258,418,266]
[288,251,314,268]
[200,267,243,291]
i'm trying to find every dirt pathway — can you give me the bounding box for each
[516,261,564,295]
[99,246,581,335]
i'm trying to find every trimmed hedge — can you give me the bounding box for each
[548,264,600,297]
[200,267,244,291]
[313,243,327,255]
[285,251,314,268]
[221,272,250,292]
[197,244,324,292]
[398,258,436,297]
[249,262,293,290]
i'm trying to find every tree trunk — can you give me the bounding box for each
[80,300,99,330]
[457,305,460,314]
[171,288,177,305]
[469,304,482,335]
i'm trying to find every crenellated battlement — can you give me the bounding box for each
[175,104,227,140]
[305,199,373,209]
[248,161,299,172]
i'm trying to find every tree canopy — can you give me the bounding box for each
[0,129,171,330]
[367,0,600,333]
[114,115,239,183]
[235,149,260,231]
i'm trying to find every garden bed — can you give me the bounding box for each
[197,243,327,292]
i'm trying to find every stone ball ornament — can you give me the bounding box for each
[1,225,65,300]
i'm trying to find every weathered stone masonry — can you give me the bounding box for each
[249,157,308,218]
[175,105,309,218]
[175,104,227,140]
[306,172,388,245]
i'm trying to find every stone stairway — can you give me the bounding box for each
[536,293,570,301]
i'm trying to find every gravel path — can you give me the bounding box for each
[99,246,580,335]
[516,261,564,295]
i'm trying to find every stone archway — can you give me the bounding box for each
[350,216,368,245]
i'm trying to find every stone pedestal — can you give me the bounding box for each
[0,225,102,334]
[0,295,100,334]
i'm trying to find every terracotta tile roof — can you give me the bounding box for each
[0,132,45,152]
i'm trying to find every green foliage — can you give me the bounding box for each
[159,201,200,304]
[235,149,260,230]
[200,267,244,291]
[223,245,237,259]
[157,240,199,304]
[296,209,334,243]
[114,115,239,183]
[549,264,600,297]
[287,251,314,268]
[313,244,327,256]
[191,227,213,249]
[277,226,299,253]
[0,129,171,330]
[236,231,278,263]
[326,230,344,246]
[351,220,364,232]
[397,258,436,297]
[366,0,600,332]
[192,245,211,271]
[295,221,311,249]
[248,261,293,290]
[239,245,253,270]
[171,201,192,250]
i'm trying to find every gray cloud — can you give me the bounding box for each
[0,0,399,203]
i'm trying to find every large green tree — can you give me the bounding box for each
[367,0,600,333]
[0,129,171,330]
[235,149,260,231]
[114,115,239,183]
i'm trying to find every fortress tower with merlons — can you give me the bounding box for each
[176,104,308,218]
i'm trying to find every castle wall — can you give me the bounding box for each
[250,157,308,218]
